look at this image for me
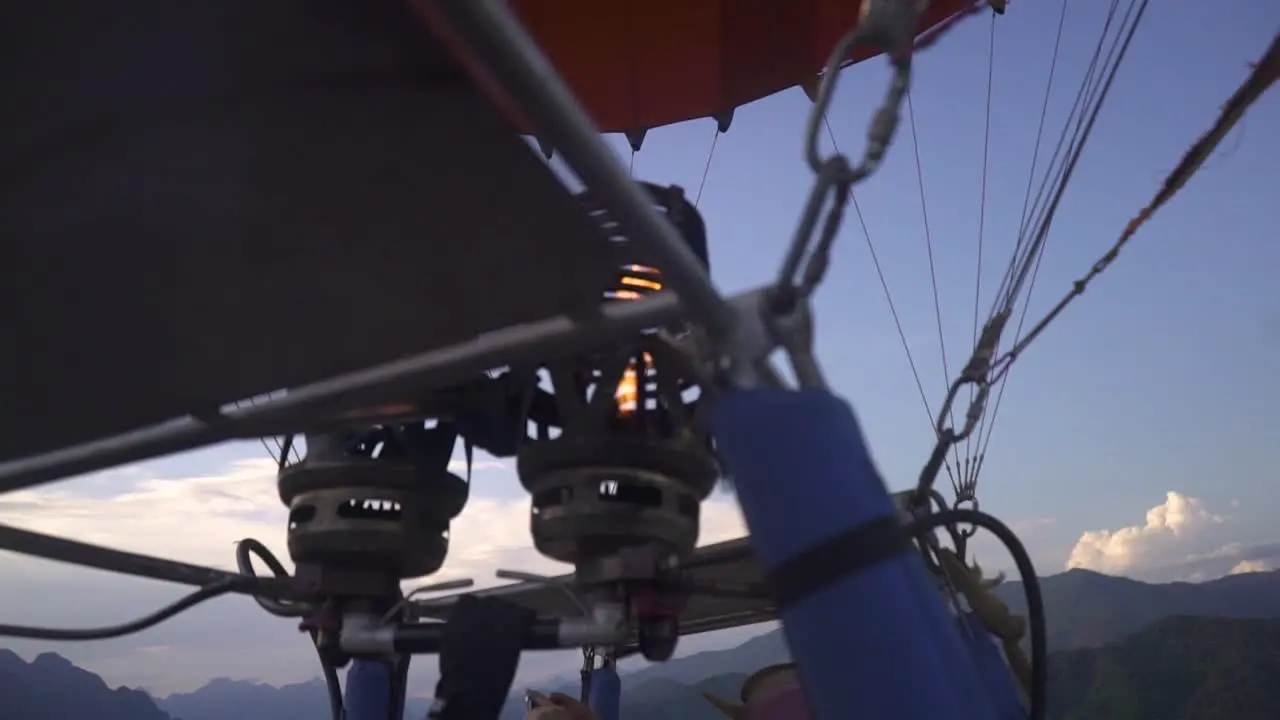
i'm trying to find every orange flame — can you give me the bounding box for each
[613,266,662,416]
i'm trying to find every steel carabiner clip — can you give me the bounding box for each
[936,375,989,443]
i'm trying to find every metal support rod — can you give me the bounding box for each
[0,523,299,598]
[340,617,626,655]
[0,292,686,494]
[427,0,741,356]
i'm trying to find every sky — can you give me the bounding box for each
[1,0,1278,701]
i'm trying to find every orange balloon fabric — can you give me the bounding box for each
[511,0,974,133]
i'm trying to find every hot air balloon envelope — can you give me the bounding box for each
[510,0,975,134]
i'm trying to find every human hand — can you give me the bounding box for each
[525,690,600,720]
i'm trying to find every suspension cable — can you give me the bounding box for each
[694,125,721,207]
[905,92,954,408]
[824,117,959,489]
[987,25,1279,378]
[916,0,1153,527]
[972,0,1147,474]
[904,91,967,491]
[964,0,1068,482]
[960,12,999,499]
[990,0,1121,317]
[1008,0,1140,311]
[987,3,1114,321]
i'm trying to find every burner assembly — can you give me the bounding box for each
[277,423,469,602]
[250,186,728,672]
[231,186,729,678]
[516,184,720,661]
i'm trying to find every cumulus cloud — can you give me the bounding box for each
[1148,540,1280,583]
[1228,559,1272,575]
[0,457,287,571]
[1066,491,1225,575]
[1063,492,1280,582]
[0,451,749,694]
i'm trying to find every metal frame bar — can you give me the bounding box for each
[0,292,684,494]
[0,523,293,595]
[426,0,752,370]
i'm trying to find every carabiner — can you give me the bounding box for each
[936,376,987,442]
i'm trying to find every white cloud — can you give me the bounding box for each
[1066,491,1224,575]
[1184,542,1248,562]
[1228,559,1272,575]
[0,457,746,585]
[0,457,287,571]
[0,451,749,693]
[447,458,509,474]
[1138,539,1280,583]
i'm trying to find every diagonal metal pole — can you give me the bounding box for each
[0,523,300,598]
[421,0,748,367]
[0,294,685,494]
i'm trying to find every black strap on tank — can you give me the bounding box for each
[431,595,534,719]
[767,515,913,609]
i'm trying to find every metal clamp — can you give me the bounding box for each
[934,308,1010,442]
[803,0,926,182]
[752,0,933,394]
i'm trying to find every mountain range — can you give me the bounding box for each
[614,614,1280,720]
[3,568,1279,719]
[1048,615,1280,720]
[0,650,172,720]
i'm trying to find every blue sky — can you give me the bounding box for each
[658,0,1278,564]
[1,0,1277,698]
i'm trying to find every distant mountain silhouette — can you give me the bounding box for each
[617,568,1280,698]
[623,628,789,688]
[1046,615,1280,719]
[614,570,1280,718]
[995,568,1280,650]
[6,569,1280,719]
[494,631,791,719]
[618,569,1280,718]
[0,649,174,720]
[162,677,328,720]
[622,673,748,720]
[157,676,432,720]
[628,615,1280,720]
